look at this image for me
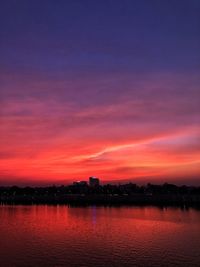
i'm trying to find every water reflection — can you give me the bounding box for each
[0,205,200,267]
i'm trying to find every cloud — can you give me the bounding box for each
[0,71,199,183]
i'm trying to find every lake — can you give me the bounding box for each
[0,205,200,267]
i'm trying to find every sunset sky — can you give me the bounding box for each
[0,0,200,185]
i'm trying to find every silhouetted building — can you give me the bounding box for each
[89,177,100,187]
[73,181,88,186]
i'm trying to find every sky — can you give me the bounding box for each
[0,0,200,185]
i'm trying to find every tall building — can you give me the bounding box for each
[89,177,100,187]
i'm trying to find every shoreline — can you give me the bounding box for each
[1,193,200,209]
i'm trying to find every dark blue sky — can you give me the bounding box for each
[0,0,199,74]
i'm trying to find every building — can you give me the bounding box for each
[89,177,100,187]
[73,181,88,186]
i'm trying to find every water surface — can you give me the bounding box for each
[0,205,200,267]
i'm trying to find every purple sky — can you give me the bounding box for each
[0,0,200,185]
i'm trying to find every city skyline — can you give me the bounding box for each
[0,0,200,186]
